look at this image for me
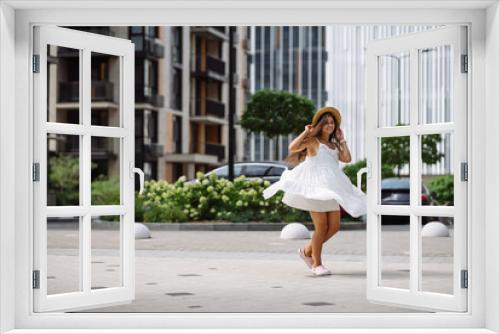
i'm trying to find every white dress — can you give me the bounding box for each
[262,142,367,217]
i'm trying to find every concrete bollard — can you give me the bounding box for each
[422,221,449,237]
[135,223,151,239]
[280,223,311,240]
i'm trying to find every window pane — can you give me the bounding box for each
[91,137,121,205]
[47,45,80,124]
[91,52,121,127]
[266,166,285,176]
[380,136,410,205]
[378,51,410,127]
[420,216,454,294]
[421,132,453,206]
[47,134,80,206]
[419,45,453,124]
[380,214,410,290]
[47,216,81,295]
[244,165,270,177]
[91,215,122,289]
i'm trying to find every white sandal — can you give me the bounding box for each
[311,264,331,276]
[298,248,313,269]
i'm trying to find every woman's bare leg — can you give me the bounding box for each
[304,210,341,256]
[306,211,328,267]
[324,210,341,242]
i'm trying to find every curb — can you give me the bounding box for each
[48,218,366,231]
[140,220,366,231]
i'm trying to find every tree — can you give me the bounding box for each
[240,89,316,160]
[381,123,445,177]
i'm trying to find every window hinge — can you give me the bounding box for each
[32,54,40,73]
[33,163,40,182]
[461,269,468,289]
[461,54,468,73]
[32,270,40,289]
[461,162,468,181]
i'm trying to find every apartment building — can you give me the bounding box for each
[47,26,165,196]
[161,26,251,182]
[48,26,251,186]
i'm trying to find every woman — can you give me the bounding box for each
[262,106,367,276]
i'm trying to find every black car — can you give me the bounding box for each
[186,161,293,185]
[380,177,443,225]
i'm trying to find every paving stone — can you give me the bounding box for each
[47,229,449,313]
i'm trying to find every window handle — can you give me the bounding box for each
[130,162,145,194]
[357,167,368,190]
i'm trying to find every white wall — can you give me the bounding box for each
[0,3,16,333]
[485,3,500,333]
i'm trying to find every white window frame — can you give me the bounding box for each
[0,1,498,333]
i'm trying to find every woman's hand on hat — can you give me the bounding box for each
[335,128,345,141]
[304,124,313,134]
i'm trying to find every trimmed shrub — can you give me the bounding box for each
[141,171,310,223]
[426,174,454,205]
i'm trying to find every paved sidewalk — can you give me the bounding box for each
[46,226,454,313]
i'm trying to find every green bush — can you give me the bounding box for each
[426,174,454,205]
[141,171,310,223]
[135,192,145,222]
[91,176,120,205]
[48,155,80,206]
[92,177,146,222]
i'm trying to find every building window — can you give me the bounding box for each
[172,27,183,65]
[171,68,182,110]
[173,115,182,153]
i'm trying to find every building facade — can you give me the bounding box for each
[327,24,452,176]
[246,25,452,177]
[50,26,251,185]
[161,26,251,182]
[247,26,328,162]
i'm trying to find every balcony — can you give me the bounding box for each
[194,98,225,118]
[134,36,165,59]
[137,143,164,161]
[135,87,165,108]
[206,55,225,76]
[58,81,114,103]
[205,143,225,161]
[57,48,110,58]
[91,137,119,160]
[191,26,228,40]
[48,135,116,160]
[192,54,226,81]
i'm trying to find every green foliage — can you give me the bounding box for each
[240,89,316,138]
[240,89,316,160]
[48,155,80,206]
[135,192,145,222]
[342,159,395,193]
[91,176,120,205]
[141,171,310,223]
[426,174,454,205]
[381,125,444,177]
[49,156,144,221]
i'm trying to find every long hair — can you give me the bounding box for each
[284,112,339,166]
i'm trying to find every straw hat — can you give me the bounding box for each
[311,106,342,127]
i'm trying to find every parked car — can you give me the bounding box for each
[185,161,294,185]
[380,177,443,225]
